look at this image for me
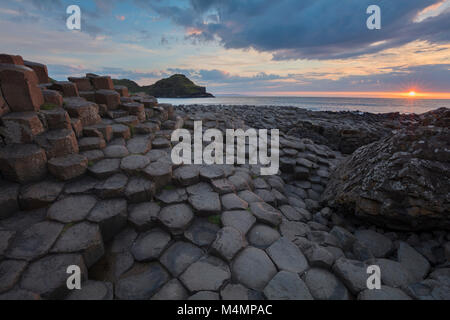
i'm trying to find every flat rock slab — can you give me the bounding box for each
[78,137,106,152]
[266,237,309,274]
[159,203,194,235]
[0,182,19,219]
[188,291,220,300]
[200,166,225,181]
[248,224,281,249]
[228,173,253,191]
[88,199,128,242]
[115,262,170,300]
[109,228,138,254]
[88,158,121,179]
[304,268,350,300]
[173,165,200,186]
[307,231,341,248]
[81,150,104,162]
[221,210,256,235]
[143,161,173,189]
[180,256,231,292]
[188,192,221,216]
[95,173,128,199]
[51,222,104,267]
[103,145,129,158]
[212,179,236,195]
[7,221,64,261]
[358,286,412,300]
[212,227,248,261]
[354,230,393,258]
[232,247,277,291]
[397,242,430,282]
[279,219,310,242]
[220,284,252,300]
[47,195,97,223]
[254,189,276,206]
[120,155,150,174]
[0,144,47,183]
[19,180,64,210]
[186,182,213,195]
[184,218,220,247]
[369,258,415,288]
[155,188,187,204]
[151,279,189,300]
[152,137,171,149]
[125,177,154,203]
[0,230,16,258]
[160,241,204,277]
[0,260,28,293]
[264,271,313,300]
[332,258,369,294]
[221,193,249,211]
[0,208,47,233]
[20,254,87,299]
[128,202,160,231]
[66,280,113,300]
[127,137,152,154]
[131,228,171,261]
[249,202,282,226]
[237,190,263,204]
[303,243,335,269]
[279,205,303,222]
[48,154,88,181]
[146,149,168,162]
[64,176,99,195]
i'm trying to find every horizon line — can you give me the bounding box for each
[211,91,450,100]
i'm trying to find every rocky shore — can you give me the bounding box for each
[0,54,449,300]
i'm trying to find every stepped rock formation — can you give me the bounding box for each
[0,54,449,301]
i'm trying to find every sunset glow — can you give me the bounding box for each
[0,1,449,98]
[244,91,450,99]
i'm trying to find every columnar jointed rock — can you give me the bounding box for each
[1,112,45,144]
[0,144,47,183]
[50,81,79,97]
[232,247,277,291]
[0,63,44,112]
[20,254,88,299]
[48,154,88,181]
[24,60,49,84]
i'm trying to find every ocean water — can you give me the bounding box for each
[158,96,450,114]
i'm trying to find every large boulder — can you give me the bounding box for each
[0,144,47,183]
[0,64,44,112]
[323,109,450,231]
[24,61,49,84]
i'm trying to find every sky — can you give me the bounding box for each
[0,0,449,98]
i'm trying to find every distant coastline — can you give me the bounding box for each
[113,74,214,98]
[158,95,450,114]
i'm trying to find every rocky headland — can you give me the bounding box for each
[0,54,449,300]
[114,74,214,98]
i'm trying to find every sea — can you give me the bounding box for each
[158,96,450,114]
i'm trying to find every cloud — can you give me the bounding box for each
[146,0,450,60]
[45,62,447,95]
[47,64,165,82]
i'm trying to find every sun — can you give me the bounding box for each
[408,91,417,97]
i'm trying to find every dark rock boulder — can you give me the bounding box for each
[323,109,450,230]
